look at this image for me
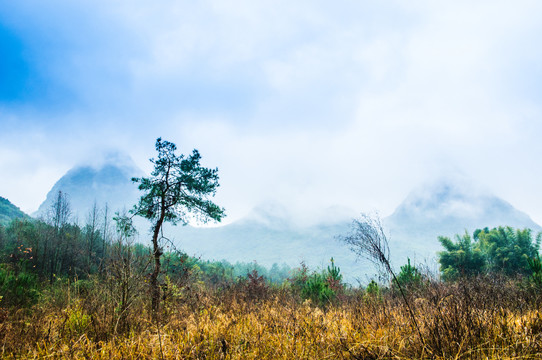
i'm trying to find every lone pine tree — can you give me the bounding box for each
[132,138,225,318]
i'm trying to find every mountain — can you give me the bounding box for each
[167,179,541,283]
[33,152,144,222]
[383,178,541,264]
[164,203,369,283]
[0,197,29,225]
[34,160,541,282]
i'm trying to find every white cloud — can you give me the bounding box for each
[1,1,542,225]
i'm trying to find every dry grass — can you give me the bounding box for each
[1,277,542,359]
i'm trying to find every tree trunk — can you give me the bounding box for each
[150,216,164,321]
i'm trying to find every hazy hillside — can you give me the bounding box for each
[0,196,29,225]
[384,178,541,264]
[167,180,541,282]
[33,152,143,222]
[32,156,542,281]
[163,203,370,283]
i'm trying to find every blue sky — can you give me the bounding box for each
[1,1,542,225]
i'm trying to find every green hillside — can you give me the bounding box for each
[0,196,29,225]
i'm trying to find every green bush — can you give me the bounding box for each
[364,279,382,302]
[394,258,423,291]
[66,301,91,335]
[0,266,39,307]
[293,258,344,307]
[302,272,336,306]
[439,227,541,280]
[439,232,485,280]
[528,254,542,289]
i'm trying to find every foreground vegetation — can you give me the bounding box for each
[1,211,542,358]
[2,138,542,359]
[2,269,542,359]
[3,140,541,358]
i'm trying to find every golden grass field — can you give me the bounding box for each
[2,276,542,359]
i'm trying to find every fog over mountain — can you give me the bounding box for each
[31,158,541,282]
[33,152,143,223]
[164,202,365,282]
[384,177,542,264]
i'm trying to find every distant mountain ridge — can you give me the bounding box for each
[169,178,541,282]
[33,158,541,281]
[33,152,143,222]
[164,206,365,283]
[0,196,29,225]
[384,179,541,263]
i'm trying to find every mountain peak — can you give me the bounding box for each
[34,151,144,222]
[394,178,495,220]
[384,176,540,262]
[79,150,141,174]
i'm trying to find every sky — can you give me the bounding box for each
[1,1,542,225]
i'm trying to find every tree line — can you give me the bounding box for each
[0,195,292,308]
[2,137,541,313]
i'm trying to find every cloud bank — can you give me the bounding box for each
[1,1,542,225]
